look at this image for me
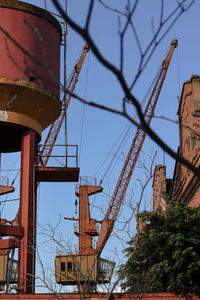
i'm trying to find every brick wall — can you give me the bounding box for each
[171,75,200,205]
[153,75,200,208]
[0,293,198,299]
[152,165,167,212]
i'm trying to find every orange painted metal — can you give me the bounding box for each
[96,39,178,254]
[75,185,103,255]
[0,185,14,196]
[18,129,37,294]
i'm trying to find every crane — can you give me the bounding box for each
[39,44,89,166]
[55,39,178,289]
[96,38,178,254]
[55,39,178,291]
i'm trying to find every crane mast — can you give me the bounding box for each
[96,39,178,254]
[39,44,89,167]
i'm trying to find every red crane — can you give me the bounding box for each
[39,44,89,167]
[96,38,178,254]
[56,39,178,288]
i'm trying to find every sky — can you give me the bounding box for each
[1,0,200,293]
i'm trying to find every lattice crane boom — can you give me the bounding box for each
[96,39,178,254]
[39,44,89,166]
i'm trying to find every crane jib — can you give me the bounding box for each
[38,45,89,167]
[96,39,178,254]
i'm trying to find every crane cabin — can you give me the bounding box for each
[55,254,115,285]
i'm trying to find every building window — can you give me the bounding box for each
[61,262,65,272]
[67,262,72,273]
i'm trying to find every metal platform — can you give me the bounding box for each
[35,166,80,182]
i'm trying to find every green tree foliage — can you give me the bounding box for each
[120,202,200,297]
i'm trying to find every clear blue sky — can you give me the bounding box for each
[1,0,200,293]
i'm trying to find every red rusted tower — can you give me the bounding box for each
[0,0,62,294]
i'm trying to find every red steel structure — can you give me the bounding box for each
[0,0,84,295]
[0,33,88,300]
[18,130,37,293]
[0,1,62,293]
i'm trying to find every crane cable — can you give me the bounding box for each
[90,64,162,215]
[95,64,162,187]
[79,50,90,165]
[177,45,181,102]
[0,154,20,216]
[98,122,134,186]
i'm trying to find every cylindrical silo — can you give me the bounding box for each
[0,0,62,152]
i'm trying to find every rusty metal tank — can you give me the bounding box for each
[0,0,62,151]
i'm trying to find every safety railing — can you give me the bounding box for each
[56,245,79,256]
[37,144,78,168]
[75,176,97,194]
[0,176,9,186]
[80,176,97,186]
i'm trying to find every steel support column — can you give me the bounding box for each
[77,185,102,255]
[18,130,37,294]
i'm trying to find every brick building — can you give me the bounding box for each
[153,75,200,210]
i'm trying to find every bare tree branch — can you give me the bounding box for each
[85,0,95,31]
[52,0,200,180]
